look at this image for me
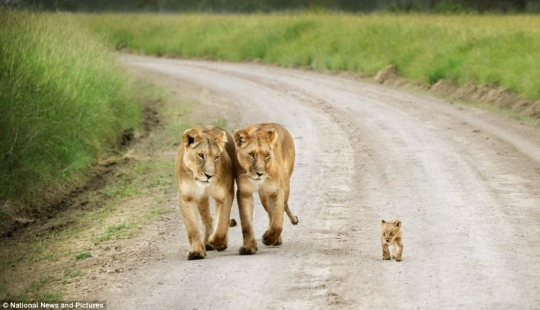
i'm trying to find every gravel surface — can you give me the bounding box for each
[105,55,540,309]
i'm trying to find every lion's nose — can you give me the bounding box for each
[256,172,264,177]
[205,173,214,180]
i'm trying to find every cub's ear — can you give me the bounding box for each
[233,129,249,148]
[381,220,386,225]
[215,131,228,151]
[266,129,278,144]
[183,128,201,148]
[395,220,401,228]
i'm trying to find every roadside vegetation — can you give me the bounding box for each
[78,13,540,117]
[0,9,143,231]
[0,71,215,301]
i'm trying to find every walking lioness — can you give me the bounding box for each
[175,126,236,260]
[233,123,298,255]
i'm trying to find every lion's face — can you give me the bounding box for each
[381,220,401,244]
[182,128,227,185]
[234,128,278,182]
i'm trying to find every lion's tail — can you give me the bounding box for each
[229,207,297,227]
[285,205,299,225]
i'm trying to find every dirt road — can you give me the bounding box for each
[108,55,540,309]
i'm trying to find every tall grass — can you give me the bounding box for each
[78,13,540,101]
[0,9,142,225]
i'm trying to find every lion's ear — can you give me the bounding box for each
[381,220,386,225]
[183,128,201,148]
[234,129,249,148]
[395,220,401,228]
[267,129,278,144]
[215,131,228,151]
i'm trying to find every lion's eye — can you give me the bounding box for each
[248,152,255,158]
[198,153,204,159]
[265,153,271,159]
[215,155,220,161]
[390,232,394,236]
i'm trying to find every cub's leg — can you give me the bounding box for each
[178,194,205,260]
[208,194,233,251]
[382,243,391,260]
[394,240,403,262]
[237,189,257,255]
[197,197,214,251]
[261,191,284,246]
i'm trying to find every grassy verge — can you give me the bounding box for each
[76,13,540,117]
[0,9,144,229]
[0,70,227,301]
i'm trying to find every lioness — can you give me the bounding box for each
[233,123,298,255]
[381,220,403,262]
[175,126,236,260]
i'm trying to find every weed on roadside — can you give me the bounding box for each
[75,251,92,260]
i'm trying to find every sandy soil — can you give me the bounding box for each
[97,55,540,309]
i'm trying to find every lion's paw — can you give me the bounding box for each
[262,230,281,246]
[239,246,257,255]
[205,244,215,251]
[208,235,228,252]
[187,251,205,260]
[210,243,227,252]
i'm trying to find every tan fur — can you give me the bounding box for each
[233,123,298,255]
[175,126,237,260]
[381,220,403,262]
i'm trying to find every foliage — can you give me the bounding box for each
[14,0,540,13]
[0,9,142,226]
[80,13,540,101]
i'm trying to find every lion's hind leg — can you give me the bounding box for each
[207,195,233,252]
[197,197,215,251]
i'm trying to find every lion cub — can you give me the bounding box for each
[381,220,403,262]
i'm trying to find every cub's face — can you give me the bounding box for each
[233,128,277,182]
[381,220,401,244]
[182,129,227,185]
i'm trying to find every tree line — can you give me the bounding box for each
[5,0,540,13]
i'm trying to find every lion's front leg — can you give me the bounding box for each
[178,195,206,260]
[208,193,233,252]
[262,190,284,246]
[260,193,282,246]
[197,197,214,251]
[237,189,257,255]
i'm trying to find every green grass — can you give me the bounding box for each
[75,251,92,260]
[92,222,138,245]
[77,13,540,103]
[0,9,144,229]
[23,276,63,302]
